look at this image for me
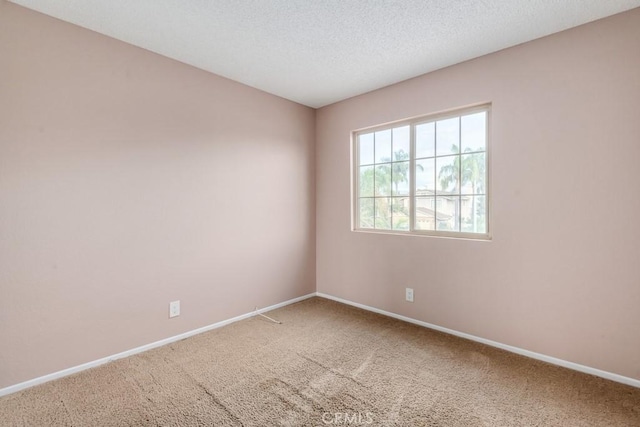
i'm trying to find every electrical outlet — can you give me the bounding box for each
[405,288,414,302]
[169,300,180,318]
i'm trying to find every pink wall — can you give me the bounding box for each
[0,2,315,389]
[2,0,639,391]
[316,9,640,380]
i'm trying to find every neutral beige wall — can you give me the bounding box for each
[0,1,315,389]
[316,8,640,380]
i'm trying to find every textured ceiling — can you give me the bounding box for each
[9,0,640,108]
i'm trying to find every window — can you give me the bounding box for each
[354,105,490,239]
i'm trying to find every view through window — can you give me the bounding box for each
[354,105,489,238]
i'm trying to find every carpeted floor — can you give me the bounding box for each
[1,297,639,426]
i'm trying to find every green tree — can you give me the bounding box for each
[438,145,485,232]
[390,149,409,195]
[374,163,392,228]
[359,149,417,229]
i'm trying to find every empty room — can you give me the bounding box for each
[1,0,639,425]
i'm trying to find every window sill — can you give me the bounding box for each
[352,228,491,241]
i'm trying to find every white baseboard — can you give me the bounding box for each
[316,292,640,389]
[3,291,637,397]
[0,293,315,398]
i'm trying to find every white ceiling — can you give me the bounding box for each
[9,0,640,108]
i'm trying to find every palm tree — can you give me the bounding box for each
[360,149,425,230]
[391,149,409,195]
[438,156,459,193]
[438,144,485,232]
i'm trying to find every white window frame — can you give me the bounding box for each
[352,104,491,240]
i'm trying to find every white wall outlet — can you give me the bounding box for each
[405,288,414,302]
[169,300,180,318]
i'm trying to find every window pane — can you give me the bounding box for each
[392,198,410,230]
[391,161,410,196]
[359,165,374,197]
[354,106,489,238]
[461,112,486,153]
[436,117,460,156]
[460,152,486,195]
[415,158,435,194]
[415,197,435,231]
[375,129,392,163]
[359,198,375,229]
[461,195,486,234]
[359,133,374,165]
[375,198,391,229]
[436,196,460,231]
[375,164,391,196]
[416,122,435,159]
[392,126,410,161]
[436,156,459,193]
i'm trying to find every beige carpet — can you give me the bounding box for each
[1,297,639,426]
